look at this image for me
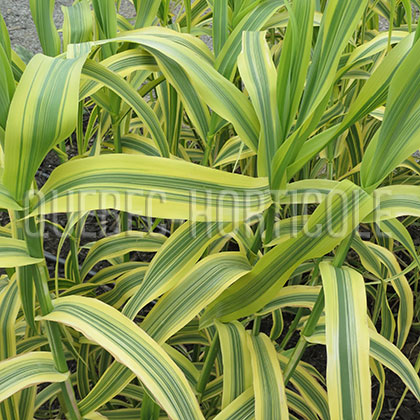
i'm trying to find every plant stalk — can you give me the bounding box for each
[202,134,215,167]
[197,332,219,399]
[18,214,82,420]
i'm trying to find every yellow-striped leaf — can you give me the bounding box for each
[98,266,147,308]
[271,0,369,188]
[81,231,165,280]
[78,222,230,413]
[141,253,250,343]
[320,262,371,420]
[79,49,157,99]
[42,296,204,420]
[213,387,254,420]
[201,180,373,326]
[378,218,420,269]
[117,134,160,156]
[332,32,414,148]
[216,0,285,80]
[213,0,229,56]
[0,183,21,210]
[130,28,260,151]
[92,0,117,43]
[263,215,309,247]
[307,327,420,402]
[124,222,227,319]
[62,0,93,50]
[0,42,14,130]
[0,279,20,420]
[341,31,410,78]
[368,185,420,222]
[163,344,200,389]
[0,279,19,359]
[3,53,87,202]
[276,0,314,140]
[88,261,146,285]
[82,59,169,157]
[361,36,420,190]
[238,31,280,179]
[214,321,253,409]
[277,179,338,205]
[362,242,413,348]
[257,285,321,315]
[0,13,11,61]
[134,0,161,28]
[298,0,369,123]
[369,329,420,401]
[31,154,271,222]
[0,352,68,402]
[29,0,60,56]
[278,352,330,420]
[0,238,43,267]
[213,136,254,168]
[248,333,289,419]
[79,363,133,415]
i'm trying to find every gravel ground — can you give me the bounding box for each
[0,1,392,55]
[0,0,136,53]
[0,0,213,55]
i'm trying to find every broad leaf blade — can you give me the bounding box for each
[238,31,280,179]
[215,321,253,409]
[0,352,68,402]
[31,154,272,221]
[320,262,371,420]
[42,296,204,420]
[29,0,60,56]
[213,387,254,420]
[62,0,93,50]
[213,0,229,56]
[248,333,289,419]
[3,54,86,202]
[0,238,43,267]
[81,231,165,280]
[141,253,250,343]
